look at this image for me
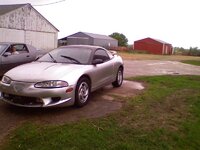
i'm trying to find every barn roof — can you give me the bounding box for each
[151,38,171,45]
[135,37,171,45]
[82,32,117,40]
[60,32,117,41]
[0,3,59,31]
[0,4,26,16]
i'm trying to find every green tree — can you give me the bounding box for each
[189,47,200,56]
[109,32,128,47]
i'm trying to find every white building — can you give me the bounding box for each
[0,3,59,50]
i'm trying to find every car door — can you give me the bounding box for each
[1,44,32,74]
[91,48,114,89]
[0,44,9,75]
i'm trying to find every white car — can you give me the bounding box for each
[0,45,124,107]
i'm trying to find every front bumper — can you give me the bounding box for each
[0,81,75,107]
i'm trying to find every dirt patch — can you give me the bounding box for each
[119,53,200,61]
[0,80,144,142]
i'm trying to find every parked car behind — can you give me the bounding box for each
[0,42,45,76]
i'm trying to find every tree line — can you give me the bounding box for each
[174,47,200,56]
[109,32,128,47]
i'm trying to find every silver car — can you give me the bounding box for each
[0,42,42,76]
[0,45,123,107]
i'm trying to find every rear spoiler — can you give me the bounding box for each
[110,50,117,56]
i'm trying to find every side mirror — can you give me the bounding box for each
[92,59,103,65]
[3,52,11,57]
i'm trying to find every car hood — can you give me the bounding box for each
[5,62,88,82]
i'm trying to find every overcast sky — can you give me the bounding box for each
[0,0,200,48]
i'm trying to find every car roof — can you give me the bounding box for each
[60,45,106,52]
[0,42,26,45]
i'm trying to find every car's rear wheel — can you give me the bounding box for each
[112,67,123,87]
[75,77,90,107]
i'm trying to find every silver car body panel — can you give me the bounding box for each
[0,80,75,107]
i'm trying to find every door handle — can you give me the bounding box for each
[26,55,30,57]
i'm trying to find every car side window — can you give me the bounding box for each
[93,49,110,62]
[12,44,29,54]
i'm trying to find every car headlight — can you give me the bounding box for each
[1,76,12,84]
[34,80,68,88]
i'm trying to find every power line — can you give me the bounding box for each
[33,0,66,6]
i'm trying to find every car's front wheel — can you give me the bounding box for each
[112,67,123,87]
[75,77,91,107]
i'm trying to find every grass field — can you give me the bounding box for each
[118,51,200,61]
[2,75,200,150]
[181,60,200,66]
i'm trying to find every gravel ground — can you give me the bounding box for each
[124,60,200,78]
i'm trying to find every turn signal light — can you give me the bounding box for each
[66,88,73,93]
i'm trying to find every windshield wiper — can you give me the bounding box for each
[60,55,81,64]
[48,53,57,63]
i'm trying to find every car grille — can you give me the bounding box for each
[2,93,43,106]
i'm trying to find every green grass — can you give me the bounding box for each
[2,76,200,150]
[181,60,200,66]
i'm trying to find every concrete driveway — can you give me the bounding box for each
[124,60,200,78]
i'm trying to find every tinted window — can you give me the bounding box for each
[38,47,92,64]
[93,49,110,62]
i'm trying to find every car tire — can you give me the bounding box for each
[112,67,123,87]
[75,77,91,107]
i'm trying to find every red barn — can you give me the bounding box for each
[134,37,173,55]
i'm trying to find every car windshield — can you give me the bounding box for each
[37,47,92,64]
[0,44,8,55]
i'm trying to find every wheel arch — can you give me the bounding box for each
[74,74,92,107]
[119,65,124,71]
[78,74,92,86]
